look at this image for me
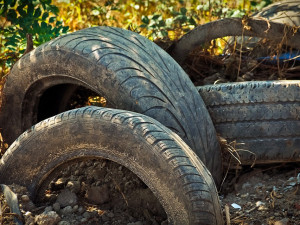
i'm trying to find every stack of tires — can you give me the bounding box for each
[0,1,299,224]
[0,26,224,224]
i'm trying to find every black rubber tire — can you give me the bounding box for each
[168,17,300,63]
[226,0,300,53]
[0,26,222,184]
[253,0,300,26]
[197,80,300,164]
[0,106,224,225]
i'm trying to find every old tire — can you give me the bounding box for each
[0,106,224,225]
[0,26,222,184]
[168,17,300,63]
[197,80,300,164]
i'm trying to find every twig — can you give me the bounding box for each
[24,33,34,55]
[225,204,231,225]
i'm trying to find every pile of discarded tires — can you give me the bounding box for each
[0,2,299,224]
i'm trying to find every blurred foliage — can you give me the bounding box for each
[87,96,107,107]
[53,0,275,40]
[0,0,69,78]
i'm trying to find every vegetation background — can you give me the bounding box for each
[0,0,277,79]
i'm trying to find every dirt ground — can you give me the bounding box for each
[1,160,300,225]
[220,163,300,225]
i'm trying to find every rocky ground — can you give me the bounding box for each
[1,160,300,225]
[220,163,300,225]
[1,159,167,225]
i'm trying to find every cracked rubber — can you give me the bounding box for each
[0,26,222,185]
[0,107,224,225]
[197,80,300,164]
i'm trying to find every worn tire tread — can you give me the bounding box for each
[0,107,223,224]
[197,81,300,164]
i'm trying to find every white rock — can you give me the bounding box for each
[256,201,265,207]
[231,203,241,209]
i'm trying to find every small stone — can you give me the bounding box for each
[274,212,281,216]
[85,184,109,204]
[52,203,60,212]
[21,195,30,202]
[35,211,61,225]
[127,222,143,225]
[241,193,249,198]
[58,221,70,225]
[258,205,268,211]
[274,218,290,225]
[72,205,79,212]
[83,211,91,219]
[231,203,241,209]
[44,206,53,212]
[66,181,81,194]
[80,218,88,223]
[78,206,85,214]
[242,72,253,81]
[56,189,78,207]
[22,200,36,211]
[61,206,73,215]
[255,201,265,207]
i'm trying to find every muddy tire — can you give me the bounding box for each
[197,80,300,164]
[0,26,222,184]
[0,107,224,225]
